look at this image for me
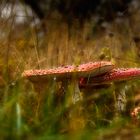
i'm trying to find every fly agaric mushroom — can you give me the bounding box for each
[22,61,114,105]
[131,106,140,120]
[80,68,140,87]
[80,68,140,114]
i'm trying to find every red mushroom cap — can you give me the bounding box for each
[80,68,140,86]
[22,61,114,82]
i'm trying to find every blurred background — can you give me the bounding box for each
[0,0,140,139]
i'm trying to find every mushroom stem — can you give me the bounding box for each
[114,82,127,116]
[62,78,83,108]
[70,79,82,104]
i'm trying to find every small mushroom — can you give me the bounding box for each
[131,106,140,120]
[22,61,114,105]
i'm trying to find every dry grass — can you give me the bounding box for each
[0,2,140,139]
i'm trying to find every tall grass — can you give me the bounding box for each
[0,1,140,139]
